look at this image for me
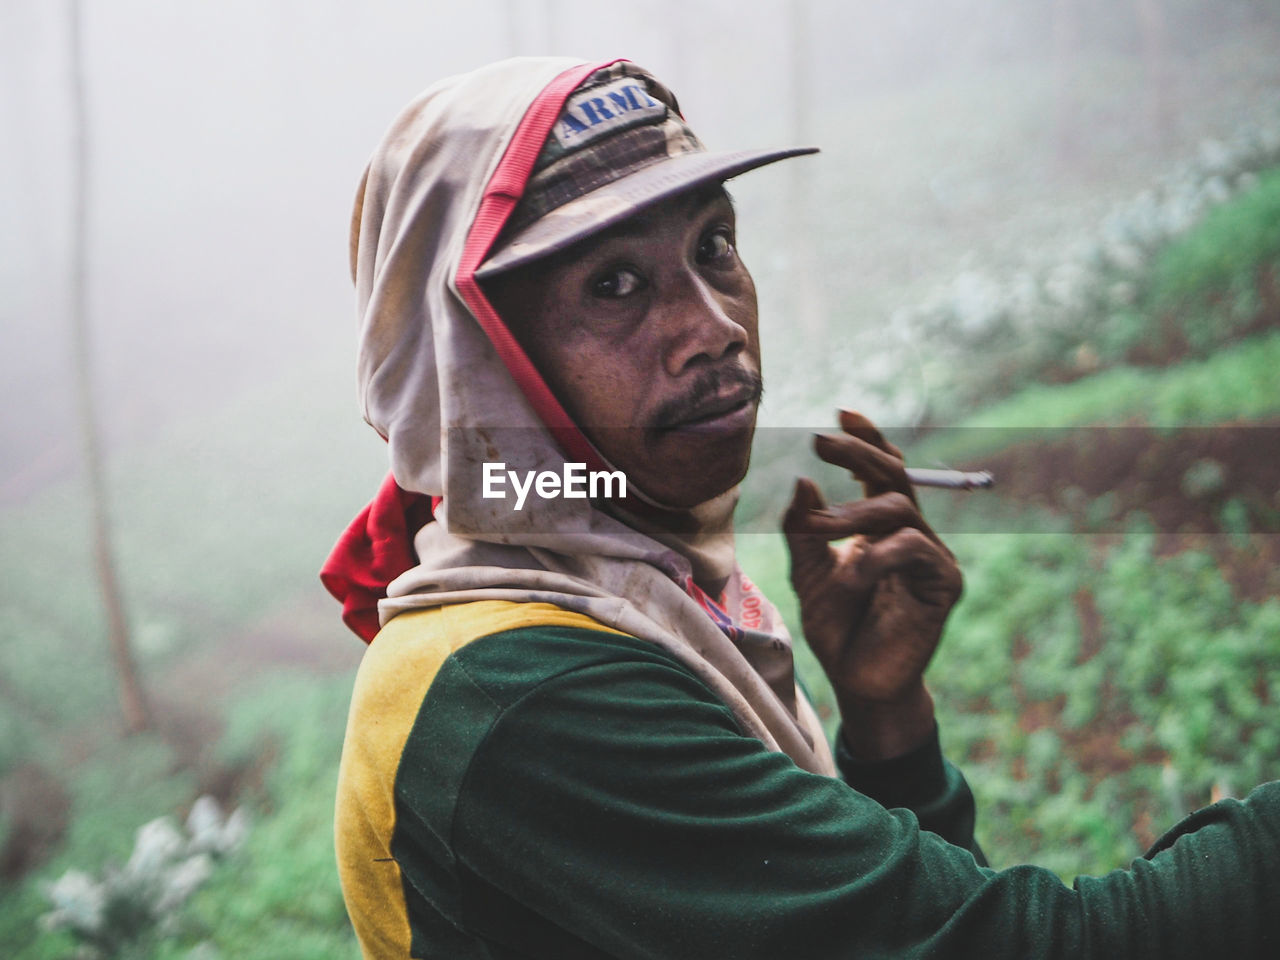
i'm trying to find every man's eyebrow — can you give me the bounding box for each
[590,185,734,244]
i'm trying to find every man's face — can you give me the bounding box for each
[484,185,761,509]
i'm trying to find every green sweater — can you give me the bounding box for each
[335,600,1280,958]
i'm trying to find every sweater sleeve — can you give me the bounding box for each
[448,655,1280,959]
[836,723,989,866]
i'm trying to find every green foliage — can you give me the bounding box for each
[174,672,358,959]
[749,165,1280,873]
[39,798,246,959]
[910,329,1280,468]
[4,738,196,959]
[61,739,199,871]
[935,533,1280,877]
[742,529,1280,881]
[2,675,356,960]
[875,147,1280,424]
[0,491,120,748]
[1147,167,1280,319]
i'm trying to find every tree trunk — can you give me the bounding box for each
[68,0,151,735]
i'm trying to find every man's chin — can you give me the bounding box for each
[631,424,755,511]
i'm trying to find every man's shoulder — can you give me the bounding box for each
[338,599,706,860]
[351,599,687,717]
[383,599,628,648]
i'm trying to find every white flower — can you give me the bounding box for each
[40,869,106,935]
[1236,170,1260,193]
[156,854,215,916]
[39,799,250,955]
[219,807,251,854]
[1197,138,1232,175]
[1103,241,1145,274]
[1161,195,1201,237]
[950,271,1005,335]
[1112,280,1139,306]
[1044,261,1094,311]
[1201,175,1232,206]
[185,796,227,854]
[125,817,185,880]
[1005,273,1042,331]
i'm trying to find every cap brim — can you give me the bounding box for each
[475,145,819,279]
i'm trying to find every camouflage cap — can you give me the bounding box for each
[476,62,817,278]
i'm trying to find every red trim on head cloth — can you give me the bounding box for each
[322,60,621,642]
[455,59,623,472]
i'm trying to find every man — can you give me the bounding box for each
[324,57,1279,958]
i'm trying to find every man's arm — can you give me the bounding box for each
[836,722,987,865]
[438,654,1278,959]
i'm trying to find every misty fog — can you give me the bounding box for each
[6,1,1277,499]
[3,2,1280,950]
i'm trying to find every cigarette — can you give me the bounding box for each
[905,468,995,490]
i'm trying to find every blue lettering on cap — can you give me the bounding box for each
[559,112,590,138]
[578,97,616,125]
[609,83,659,113]
[552,76,667,150]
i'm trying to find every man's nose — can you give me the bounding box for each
[659,269,749,377]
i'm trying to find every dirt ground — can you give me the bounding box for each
[970,421,1280,601]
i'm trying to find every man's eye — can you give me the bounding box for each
[697,229,735,265]
[590,267,645,299]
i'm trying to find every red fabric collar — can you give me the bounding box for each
[320,472,436,643]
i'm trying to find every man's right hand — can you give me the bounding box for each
[782,410,963,760]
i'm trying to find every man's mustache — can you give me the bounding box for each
[653,365,764,430]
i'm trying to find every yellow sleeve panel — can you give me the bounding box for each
[333,600,625,958]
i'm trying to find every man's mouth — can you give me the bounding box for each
[655,369,763,434]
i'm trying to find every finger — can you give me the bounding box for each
[783,476,827,538]
[856,528,962,602]
[783,478,834,579]
[838,409,905,461]
[791,492,926,542]
[813,432,915,503]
